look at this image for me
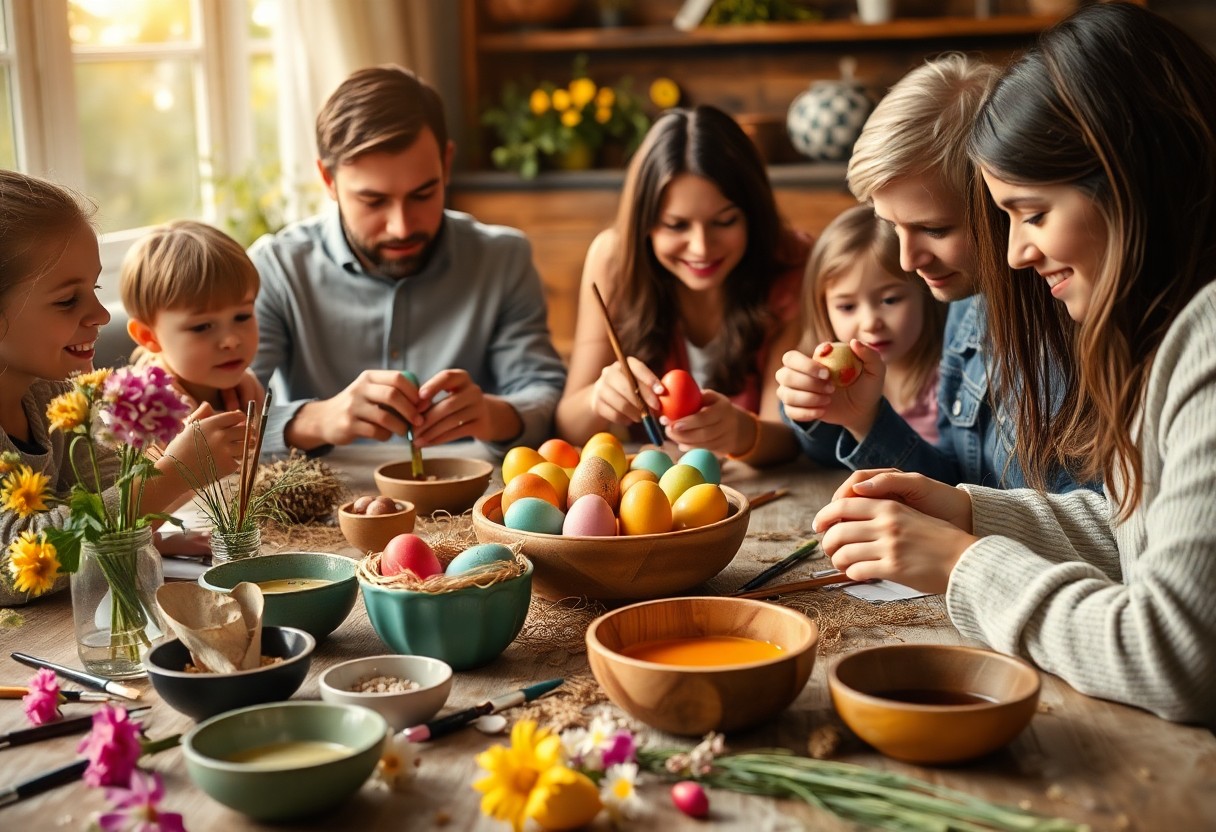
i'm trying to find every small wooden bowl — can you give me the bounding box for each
[829,644,1041,764]
[472,487,750,601]
[374,458,494,516]
[337,499,416,555]
[586,596,818,735]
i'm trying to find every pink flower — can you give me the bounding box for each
[96,366,190,450]
[22,667,61,726]
[97,769,186,832]
[601,730,637,768]
[78,704,144,788]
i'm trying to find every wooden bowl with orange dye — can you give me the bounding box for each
[586,596,818,735]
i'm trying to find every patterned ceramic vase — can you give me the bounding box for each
[786,58,874,162]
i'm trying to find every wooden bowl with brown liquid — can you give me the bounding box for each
[828,643,1041,764]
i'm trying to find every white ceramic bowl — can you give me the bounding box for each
[318,654,453,731]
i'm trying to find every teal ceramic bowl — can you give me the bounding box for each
[359,559,533,670]
[199,552,358,641]
[183,701,386,821]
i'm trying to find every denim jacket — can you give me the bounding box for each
[787,297,1090,491]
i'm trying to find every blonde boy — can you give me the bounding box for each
[121,220,264,412]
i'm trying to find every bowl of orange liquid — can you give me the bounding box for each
[585,596,818,735]
[829,644,1041,764]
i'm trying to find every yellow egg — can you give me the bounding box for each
[581,431,624,457]
[567,455,621,512]
[502,446,545,484]
[581,441,628,480]
[525,766,603,831]
[658,463,706,505]
[620,468,659,493]
[528,461,571,507]
[671,482,729,530]
[618,480,672,535]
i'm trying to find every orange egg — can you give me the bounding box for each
[671,483,729,530]
[502,472,560,515]
[618,480,673,535]
[528,461,571,507]
[503,446,545,485]
[620,468,659,493]
[537,438,581,469]
[582,441,628,480]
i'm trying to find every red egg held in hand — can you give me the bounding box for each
[814,341,863,387]
[381,533,442,579]
[659,369,702,421]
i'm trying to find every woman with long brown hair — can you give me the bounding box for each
[812,2,1216,724]
[555,105,809,465]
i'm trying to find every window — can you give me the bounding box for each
[3,0,279,298]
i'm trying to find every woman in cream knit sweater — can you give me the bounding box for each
[810,3,1216,726]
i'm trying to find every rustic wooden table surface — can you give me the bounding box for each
[1,443,1213,831]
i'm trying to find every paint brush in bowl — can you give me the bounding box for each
[591,283,665,447]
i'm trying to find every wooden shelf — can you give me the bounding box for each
[477,15,1061,53]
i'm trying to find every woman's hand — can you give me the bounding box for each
[663,390,742,455]
[590,357,662,426]
[775,340,886,439]
[828,469,974,533]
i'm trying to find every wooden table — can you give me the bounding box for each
[2,445,1214,830]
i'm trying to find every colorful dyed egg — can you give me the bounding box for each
[562,494,618,537]
[658,463,706,505]
[502,472,560,515]
[672,483,729,530]
[631,448,674,479]
[618,480,673,535]
[446,543,514,575]
[381,533,442,579]
[504,497,565,535]
[567,455,621,512]
[678,448,721,485]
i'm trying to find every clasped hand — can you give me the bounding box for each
[813,469,979,594]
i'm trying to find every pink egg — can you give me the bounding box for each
[562,494,618,537]
[381,533,442,579]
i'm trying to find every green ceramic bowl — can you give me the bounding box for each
[182,701,386,821]
[199,552,358,641]
[359,559,533,670]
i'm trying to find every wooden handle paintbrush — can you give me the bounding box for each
[591,282,665,446]
[730,570,857,600]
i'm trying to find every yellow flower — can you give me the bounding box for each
[72,368,112,392]
[46,390,90,433]
[529,88,551,116]
[6,531,60,596]
[568,77,597,109]
[551,88,572,112]
[650,77,681,109]
[595,107,612,124]
[561,110,582,128]
[595,87,615,109]
[0,451,21,476]
[526,766,602,830]
[473,721,564,832]
[1,466,51,518]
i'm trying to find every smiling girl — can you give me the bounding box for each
[812,3,1216,724]
[797,204,945,443]
[556,106,810,465]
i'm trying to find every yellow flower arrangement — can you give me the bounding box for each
[649,77,682,109]
[46,389,90,433]
[1,466,51,518]
[6,531,60,595]
[482,55,653,178]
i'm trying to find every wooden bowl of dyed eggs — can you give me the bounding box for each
[828,644,1041,764]
[374,457,494,516]
[471,486,749,601]
[586,596,818,735]
[199,552,358,642]
[182,701,387,821]
[337,497,417,554]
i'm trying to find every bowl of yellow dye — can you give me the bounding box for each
[586,596,818,735]
[182,701,387,821]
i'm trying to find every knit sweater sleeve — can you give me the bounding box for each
[948,285,1216,726]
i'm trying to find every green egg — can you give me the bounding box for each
[631,448,674,478]
[678,448,721,485]
[446,543,514,575]
[504,497,565,535]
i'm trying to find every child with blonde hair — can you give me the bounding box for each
[0,173,247,605]
[799,204,944,444]
[122,220,264,412]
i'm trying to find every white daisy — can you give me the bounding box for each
[374,730,421,791]
[600,762,644,824]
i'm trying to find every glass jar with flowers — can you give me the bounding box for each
[1,366,191,678]
[482,56,654,179]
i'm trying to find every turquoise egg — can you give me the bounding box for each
[679,448,721,485]
[631,449,674,478]
[504,497,565,535]
[446,543,514,575]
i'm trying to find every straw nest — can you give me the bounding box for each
[355,517,528,592]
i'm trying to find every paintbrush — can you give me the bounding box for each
[0,706,150,750]
[746,488,790,510]
[236,389,272,528]
[9,654,141,701]
[591,283,665,447]
[734,539,819,593]
[0,685,114,703]
[731,569,858,600]
[401,371,424,478]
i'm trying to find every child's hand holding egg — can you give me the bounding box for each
[813,341,864,387]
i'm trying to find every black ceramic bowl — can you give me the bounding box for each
[146,626,316,721]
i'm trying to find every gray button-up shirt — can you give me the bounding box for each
[249,206,567,457]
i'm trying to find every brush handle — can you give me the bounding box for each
[591,283,666,444]
[731,571,856,600]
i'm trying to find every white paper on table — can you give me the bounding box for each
[844,581,933,603]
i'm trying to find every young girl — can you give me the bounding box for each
[555,105,810,466]
[813,3,1216,725]
[798,204,944,444]
[121,220,265,412]
[0,171,247,604]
